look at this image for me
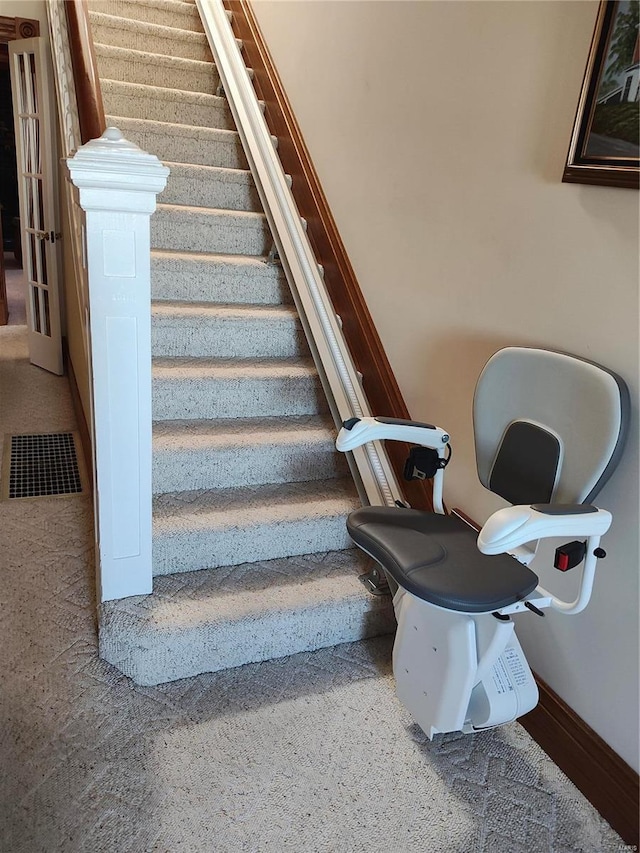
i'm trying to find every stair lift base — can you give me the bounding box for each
[393,589,538,738]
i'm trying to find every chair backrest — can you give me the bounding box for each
[473,347,630,505]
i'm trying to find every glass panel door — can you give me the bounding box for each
[9,37,62,375]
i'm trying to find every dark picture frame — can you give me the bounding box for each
[563,1,639,189]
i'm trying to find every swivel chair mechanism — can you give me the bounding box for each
[336,347,629,738]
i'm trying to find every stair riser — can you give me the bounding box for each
[153,516,353,576]
[152,442,347,494]
[160,170,260,210]
[90,19,212,62]
[151,257,291,305]
[95,52,218,94]
[113,123,247,170]
[151,316,306,359]
[88,0,202,31]
[152,211,271,256]
[100,597,394,686]
[102,90,233,131]
[153,374,324,420]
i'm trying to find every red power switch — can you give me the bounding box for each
[554,540,587,572]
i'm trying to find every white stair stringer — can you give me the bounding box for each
[87,0,395,685]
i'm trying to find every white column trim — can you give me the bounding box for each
[68,127,169,601]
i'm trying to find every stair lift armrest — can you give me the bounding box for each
[336,417,450,515]
[477,504,612,555]
[480,505,612,617]
[336,417,450,452]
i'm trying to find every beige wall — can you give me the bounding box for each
[253,0,639,771]
[0,0,45,22]
[0,0,93,427]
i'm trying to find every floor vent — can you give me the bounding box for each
[3,432,84,500]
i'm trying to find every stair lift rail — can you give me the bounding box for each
[196,0,404,511]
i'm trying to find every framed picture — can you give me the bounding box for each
[564,0,639,189]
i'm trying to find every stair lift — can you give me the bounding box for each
[336,347,629,738]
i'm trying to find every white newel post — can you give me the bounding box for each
[68,127,169,602]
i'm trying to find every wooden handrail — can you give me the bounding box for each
[65,0,105,144]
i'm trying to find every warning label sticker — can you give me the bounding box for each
[490,646,530,695]
[491,658,513,695]
[503,646,530,688]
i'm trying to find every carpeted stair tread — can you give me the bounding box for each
[151,301,306,358]
[153,413,337,444]
[101,80,235,130]
[152,205,271,255]
[108,115,248,169]
[88,11,213,61]
[152,478,360,576]
[152,414,348,492]
[159,162,260,210]
[152,301,298,320]
[99,549,395,685]
[88,0,204,31]
[152,357,325,420]
[151,249,291,304]
[101,80,224,109]
[93,43,219,93]
[153,477,358,526]
[153,355,318,377]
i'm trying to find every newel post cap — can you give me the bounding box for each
[67,127,170,212]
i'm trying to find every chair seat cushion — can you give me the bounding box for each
[347,507,538,613]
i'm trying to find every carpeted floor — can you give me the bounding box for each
[0,326,625,852]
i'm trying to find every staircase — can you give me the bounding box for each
[88,0,394,685]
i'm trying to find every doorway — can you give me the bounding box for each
[0,41,25,325]
[1,17,63,374]
[0,16,39,328]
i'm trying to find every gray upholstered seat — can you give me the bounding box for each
[347,506,538,613]
[344,348,629,614]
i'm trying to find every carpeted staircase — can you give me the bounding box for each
[88,0,394,685]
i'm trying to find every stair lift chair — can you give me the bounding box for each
[336,347,629,738]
